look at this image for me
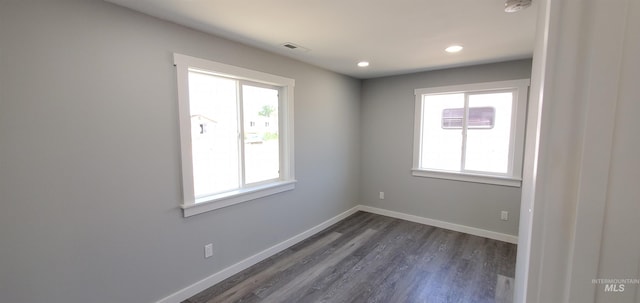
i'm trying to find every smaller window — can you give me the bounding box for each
[412,79,529,187]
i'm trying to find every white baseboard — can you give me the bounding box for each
[155,205,360,303]
[157,204,516,303]
[356,205,518,244]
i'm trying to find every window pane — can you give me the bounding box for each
[188,70,239,197]
[242,85,280,184]
[464,92,513,173]
[421,94,464,171]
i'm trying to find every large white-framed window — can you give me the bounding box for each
[412,79,529,187]
[174,53,295,217]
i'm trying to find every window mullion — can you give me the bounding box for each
[461,93,469,172]
[237,81,246,187]
[507,88,518,176]
[277,89,284,178]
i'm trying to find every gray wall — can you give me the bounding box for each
[359,60,532,236]
[0,1,360,303]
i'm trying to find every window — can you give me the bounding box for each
[174,54,295,217]
[412,79,529,187]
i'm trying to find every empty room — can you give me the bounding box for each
[1,1,638,303]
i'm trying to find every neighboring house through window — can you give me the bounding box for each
[412,79,529,187]
[174,54,296,217]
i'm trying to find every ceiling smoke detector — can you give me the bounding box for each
[504,0,532,12]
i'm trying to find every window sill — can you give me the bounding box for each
[181,180,297,217]
[411,169,521,187]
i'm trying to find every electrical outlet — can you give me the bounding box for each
[204,243,213,258]
[379,192,385,200]
[501,211,509,221]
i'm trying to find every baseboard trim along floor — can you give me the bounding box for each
[358,205,518,244]
[156,206,360,303]
[156,204,518,303]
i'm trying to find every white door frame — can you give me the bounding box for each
[515,0,633,302]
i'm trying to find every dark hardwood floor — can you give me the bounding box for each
[183,211,517,303]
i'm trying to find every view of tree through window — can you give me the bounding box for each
[188,70,280,198]
[174,53,295,215]
[242,85,279,184]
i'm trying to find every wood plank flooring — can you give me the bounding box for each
[183,211,517,303]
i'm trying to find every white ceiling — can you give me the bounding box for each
[106,0,538,79]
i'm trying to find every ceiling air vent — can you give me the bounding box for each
[281,42,310,52]
[504,0,532,12]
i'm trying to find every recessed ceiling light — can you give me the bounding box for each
[357,61,370,67]
[445,45,464,53]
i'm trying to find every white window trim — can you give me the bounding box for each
[174,53,296,217]
[412,79,529,187]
